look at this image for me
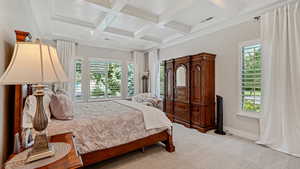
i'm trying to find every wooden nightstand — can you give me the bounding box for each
[6,132,83,169]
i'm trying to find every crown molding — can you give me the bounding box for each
[160,0,293,49]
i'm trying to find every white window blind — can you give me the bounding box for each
[107,62,122,97]
[240,44,262,112]
[89,60,122,99]
[127,63,135,97]
[74,59,83,100]
[89,60,107,99]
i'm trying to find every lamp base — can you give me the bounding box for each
[26,143,55,163]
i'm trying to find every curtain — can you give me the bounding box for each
[56,40,76,95]
[133,51,145,94]
[148,49,160,97]
[257,1,300,157]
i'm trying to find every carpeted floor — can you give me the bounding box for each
[85,124,300,169]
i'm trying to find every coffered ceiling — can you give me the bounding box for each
[29,0,283,51]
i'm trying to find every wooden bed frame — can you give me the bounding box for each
[10,30,175,167]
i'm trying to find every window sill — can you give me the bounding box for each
[237,112,261,119]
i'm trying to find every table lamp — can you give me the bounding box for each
[0,40,68,163]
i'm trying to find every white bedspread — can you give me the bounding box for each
[47,101,171,154]
[115,100,172,130]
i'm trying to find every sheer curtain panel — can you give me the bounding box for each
[56,40,76,95]
[258,1,300,157]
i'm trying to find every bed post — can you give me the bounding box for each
[163,127,175,152]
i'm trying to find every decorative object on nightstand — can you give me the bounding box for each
[5,133,83,169]
[0,40,68,163]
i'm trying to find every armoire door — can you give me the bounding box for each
[165,60,174,121]
[173,57,190,127]
[190,54,216,131]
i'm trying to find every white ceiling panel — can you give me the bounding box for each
[29,0,284,51]
[110,14,148,32]
[144,26,180,40]
[53,0,106,23]
[172,1,225,26]
[127,0,182,16]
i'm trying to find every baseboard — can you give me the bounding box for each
[224,126,259,141]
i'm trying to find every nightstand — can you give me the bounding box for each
[6,132,83,169]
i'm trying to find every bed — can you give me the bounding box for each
[10,30,175,167]
[12,83,175,167]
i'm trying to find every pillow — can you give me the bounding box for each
[50,92,73,120]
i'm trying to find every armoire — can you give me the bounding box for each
[163,52,216,133]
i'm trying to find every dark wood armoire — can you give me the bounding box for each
[163,53,216,133]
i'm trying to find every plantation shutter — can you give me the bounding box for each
[107,62,122,97]
[127,63,135,97]
[241,44,262,112]
[74,59,83,100]
[89,60,107,98]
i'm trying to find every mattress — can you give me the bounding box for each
[47,101,169,154]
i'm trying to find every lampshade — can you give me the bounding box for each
[0,41,68,84]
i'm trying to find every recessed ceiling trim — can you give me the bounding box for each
[161,0,294,49]
[121,4,159,23]
[141,35,162,44]
[164,21,191,34]
[86,0,112,9]
[50,33,136,51]
[105,27,134,37]
[52,14,97,29]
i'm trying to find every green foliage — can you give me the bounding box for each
[90,62,122,98]
[241,44,262,112]
[128,64,135,96]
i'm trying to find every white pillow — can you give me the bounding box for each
[49,92,73,120]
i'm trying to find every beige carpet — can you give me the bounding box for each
[86,124,300,169]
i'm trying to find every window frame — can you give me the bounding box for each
[87,57,123,101]
[237,39,262,119]
[73,58,84,101]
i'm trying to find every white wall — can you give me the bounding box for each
[0,0,37,166]
[76,44,132,61]
[160,20,261,139]
[75,44,134,100]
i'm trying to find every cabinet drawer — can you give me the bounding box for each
[174,102,190,122]
[165,100,173,114]
[191,104,215,127]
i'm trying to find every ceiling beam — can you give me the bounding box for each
[87,0,191,36]
[158,0,197,25]
[95,0,128,31]
[134,24,153,38]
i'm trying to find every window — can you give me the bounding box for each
[89,60,122,99]
[240,43,262,113]
[160,62,165,97]
[74,59,83,100]
[127,63,135,97]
